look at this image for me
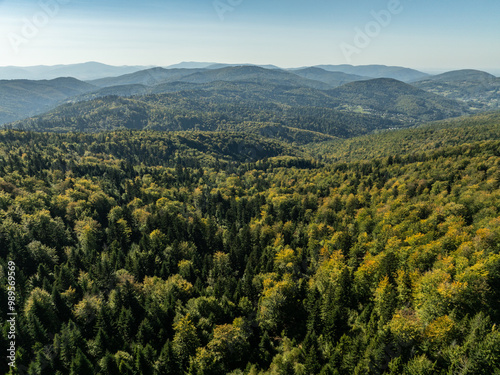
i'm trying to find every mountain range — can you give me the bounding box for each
[0,62,431,81]
[0,63,498,138]
[0,62,152,81]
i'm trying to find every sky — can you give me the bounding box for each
[0,0,499,73]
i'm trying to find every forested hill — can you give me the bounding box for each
[413,69,500,109]
[0,78,95,125]
[288,67,369,88]
[10,93,401,139]
[8,77,474,137]
[3,65,499,131]
[0,130,304,169]
[326,78,469,122]
[1,119,500,373]
[307,110,500,162]
[310,64,429,82]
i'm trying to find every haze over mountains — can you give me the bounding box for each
[0,62,498,137]
[297,64,430,83]
[0,62,152,81]
[0,62,431,82]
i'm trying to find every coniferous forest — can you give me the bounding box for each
[1,0,500,371]
[1,111,500,374]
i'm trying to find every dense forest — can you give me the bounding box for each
[3,66,478,134]
[1,111,500,374]
[11,94,399,139]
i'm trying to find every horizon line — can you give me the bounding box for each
[1,61,500,75]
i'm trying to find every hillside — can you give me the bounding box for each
[417,69,497,83]
[88,67,206,88]
[0,66,489,131]
[90,66,332,90]
[413,69,500,109]
[312,64,429,82]
[2,67,337,127]
[6,75,477,137]
[163,66,332,89]
[291,67,369,87]
[10,93,398,139]
[327,78,471,123]
[0,77,96,125]
[307,110,500,162]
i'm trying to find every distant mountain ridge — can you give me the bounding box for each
[2,62,497,83]
[7,75,473,137]
[291,67,370,88]
[0,62,151,81]
[88,66,334,91]
[165,66,331,89]
[165,62,218,69]
[413,69,500,109]
[303,64,430,82]
[205,63,282,70]
[88,67,207,88]
[418,69,497,83]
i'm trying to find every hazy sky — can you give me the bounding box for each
[0,0,499,72]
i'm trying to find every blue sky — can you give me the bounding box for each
[0,0,499,73]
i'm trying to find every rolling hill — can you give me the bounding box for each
[166,66,331,89]
[307,110,500,162]
[0,77,96,124]
[81,71,473,126]
[10,92,398,139]
[416,69,497,83]
[89,66,334,90]
[327,78,471,122]
[88,67,206,88]
[309,64,429,82]
[413,69,500,109]
[291,67,369,87]
[9,78,473,138]
[0,65,484,134]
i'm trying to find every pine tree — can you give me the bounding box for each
[99,352,120,375]
[69,348,93,375]
[156,340,181,375]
